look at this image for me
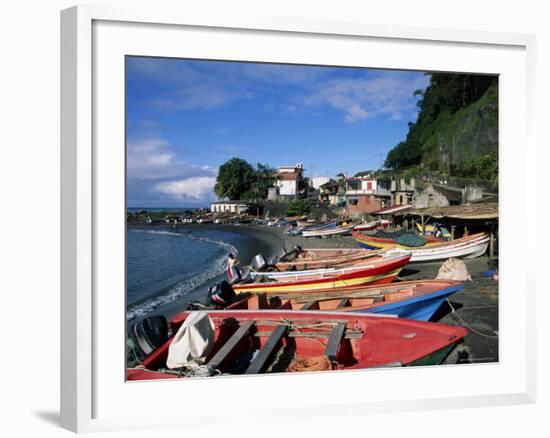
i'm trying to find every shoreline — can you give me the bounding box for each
[127,224,287,322]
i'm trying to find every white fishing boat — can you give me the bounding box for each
[301,223,355,238]
[385,233,490,262]
[249,253,405,280]
[353,220,381,231]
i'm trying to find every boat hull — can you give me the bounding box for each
[355,232,490,262]
[234,256,411,294]
[353,285,460,321]
[302,224,355,237]
[229,280,464,321]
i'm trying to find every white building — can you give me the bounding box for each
[210,201,249,214]
[273,163,304,197]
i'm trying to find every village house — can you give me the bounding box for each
[391,177,416,206]
[267,163,304,200]
[413,182,485,208]
[319,176,346,207]
[210,200,250,214]
[344,171,391,216]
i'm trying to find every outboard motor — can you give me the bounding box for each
[282,245,302,262]
[128,315,169,361]
[250,253,267,271]
[207,280,237,307]
[267,255,279,266]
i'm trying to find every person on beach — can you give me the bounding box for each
[226,253,242,284]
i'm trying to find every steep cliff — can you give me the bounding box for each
[421,84,498,172]
[384,74,498,184]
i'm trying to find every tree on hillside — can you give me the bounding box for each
[214,158,255,200]
[384,73,498,173]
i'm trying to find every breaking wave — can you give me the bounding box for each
[126,229,238,321]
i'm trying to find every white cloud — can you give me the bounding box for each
[127,137,218,204]
[127,138,174,169]
[302,72,429,123]
[154,177,217,201]
[128,58,252,111]
[127,58,429,124]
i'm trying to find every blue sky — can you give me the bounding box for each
[126,57,430,207]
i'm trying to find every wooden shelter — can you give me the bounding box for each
[392,203,498,258]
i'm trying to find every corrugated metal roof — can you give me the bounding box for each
[394,203,498,220]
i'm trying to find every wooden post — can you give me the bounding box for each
[404,218,409,231]
[421,214,425,235]
[489,226,495,259]
[464,225,469,237]
[451,225,456,240]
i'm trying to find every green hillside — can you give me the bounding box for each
[384,73,498,186]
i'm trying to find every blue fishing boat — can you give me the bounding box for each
[225,279,464,322]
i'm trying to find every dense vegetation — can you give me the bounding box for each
[214,158,275,200]
[384,73,498,186]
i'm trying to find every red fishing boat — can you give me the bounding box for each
[127,309,467,381]
[234,254,411,294]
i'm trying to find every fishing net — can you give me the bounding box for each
[367,230,427,246]
[369,229,410,239]
[394,234,427,247]
[286,355,334,372]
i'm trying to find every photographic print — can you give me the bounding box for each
[125,57,498,381]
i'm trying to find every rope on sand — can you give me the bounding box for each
[446,299,499,339]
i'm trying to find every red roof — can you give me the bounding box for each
[276,171,300,181]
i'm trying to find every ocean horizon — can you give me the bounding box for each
[127,206,207,213]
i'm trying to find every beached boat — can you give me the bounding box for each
[354,232,490,262]
[227,279,464,321]
[274,247,387,271]
[300,221,337,231]
[302,223,355,238]
[296,219,333,229]
[197,217,213,224]
[233,254,411,294]
[353,220,381,231]
[126,309,468,380]
[277,215,306,227]
[352,231,443,249]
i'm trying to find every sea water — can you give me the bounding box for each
[126,227,239,321]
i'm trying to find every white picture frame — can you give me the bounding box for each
[60,5,537,433]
